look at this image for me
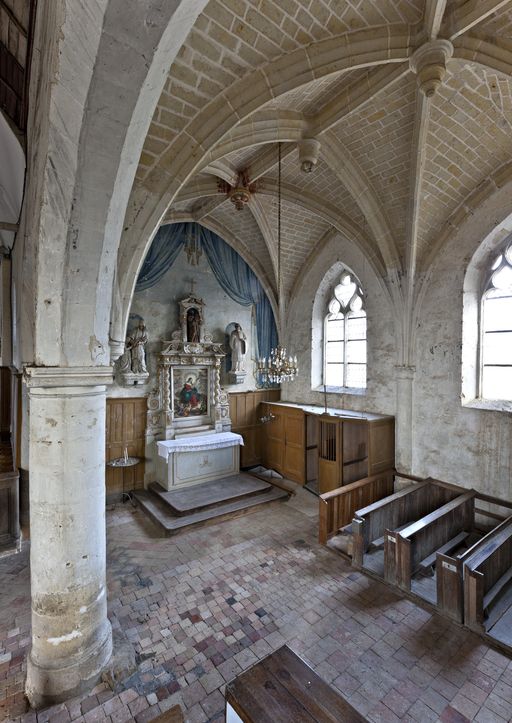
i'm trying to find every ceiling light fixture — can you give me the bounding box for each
[218,170,256,211]
[257,143,298,385]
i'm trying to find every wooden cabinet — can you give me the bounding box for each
[229,389,280,468]
[262,402,394,491]
[317,413,394,493]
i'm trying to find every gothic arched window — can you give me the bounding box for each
[324,271,366,389]
[480,241,512,401]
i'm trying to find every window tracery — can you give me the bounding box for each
[480,241,512,401]
[324,271,367,390]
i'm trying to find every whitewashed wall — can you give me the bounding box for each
[282,234,397,417]
[282,224,512,500]
[412,197,512,499]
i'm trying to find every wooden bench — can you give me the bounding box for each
[148,705,183,722]
[435,515,511,622]
[225,645,365,722]
[464,516,512,633]
[418,530,469,573]
[351,478,461,573]
[388,490,475,591]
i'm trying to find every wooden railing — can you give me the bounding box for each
[319,468,394,545]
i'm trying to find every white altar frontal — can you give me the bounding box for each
[156,432,244,490]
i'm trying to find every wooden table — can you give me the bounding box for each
[225,645,366,722]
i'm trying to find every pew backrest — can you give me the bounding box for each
[437,514,512,623]
[464,517,512,628]
[388,491,475,590]
[352,479,459,567]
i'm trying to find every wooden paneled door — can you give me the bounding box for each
[261,404,306,484]
[106,397,147,499]
[282,407,305,481]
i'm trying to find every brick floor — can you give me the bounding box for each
[1,489,512,722]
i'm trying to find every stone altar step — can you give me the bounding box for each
[133,476,289,537]
[148,474,272,516]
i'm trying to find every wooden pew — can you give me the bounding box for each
[464,516,512,634]
[352,478,460,571]
[388,490,475,592]
[436,515,512,623]
[318,469,394,545]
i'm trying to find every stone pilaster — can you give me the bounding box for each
[24,367,113,708]
[395,365,416,478]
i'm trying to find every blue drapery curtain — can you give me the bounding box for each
[135,222,278,358]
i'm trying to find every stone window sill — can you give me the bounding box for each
[462,398,512,414]
[314,385,366,396]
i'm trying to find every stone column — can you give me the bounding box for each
[395,365,416,479]
[24,367,113,708]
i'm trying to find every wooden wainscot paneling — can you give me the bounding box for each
[106,397,147,500]
[0,367,11,440]
[229,389,280,468]
[0,470,20,550]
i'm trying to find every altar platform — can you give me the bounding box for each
[156,431,244,490]
[133,472,292,537]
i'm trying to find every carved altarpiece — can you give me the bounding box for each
[147,294,231,438]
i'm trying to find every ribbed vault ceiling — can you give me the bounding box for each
[131,0,512,304]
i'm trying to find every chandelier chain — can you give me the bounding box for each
[278,141,281,302]
[256,142,298,387]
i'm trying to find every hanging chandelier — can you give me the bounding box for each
[257,143,298,385]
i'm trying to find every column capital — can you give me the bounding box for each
[23,366,114,389]
[395,364,416,380]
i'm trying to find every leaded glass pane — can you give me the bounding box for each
[482,366,512,401]
[325,362,344,387]
[483,296,512,332]
[491,254,503,270]
[334,279,356,307]
[346,339,366,364]
[483,331,512,365]
[346,363,366,388]
[326,340,343,362]
[492,265,512,290]
[326,315,344,340]
[347,313,366,340]
[350,295,363,312]
[328,298,341,315]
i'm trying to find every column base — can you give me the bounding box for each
[25,621,112,709]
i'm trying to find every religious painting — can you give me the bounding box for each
[172,367,209,418]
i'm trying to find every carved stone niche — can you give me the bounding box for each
[148,294,232,439]
[181,294,205,345]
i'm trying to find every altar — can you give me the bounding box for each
[156,432,244,490]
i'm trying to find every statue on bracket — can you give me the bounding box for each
[130,320,148,373]
[227,322,247,384]
[186,307,201,343]
[115,316,150,386]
